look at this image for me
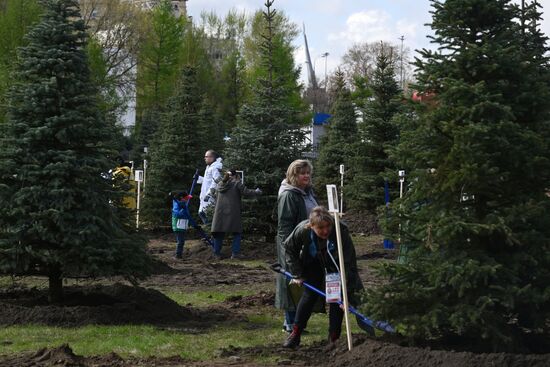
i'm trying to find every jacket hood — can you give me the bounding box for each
[278,179,307,196]
[209,157,223,169]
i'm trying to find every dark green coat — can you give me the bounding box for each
[274,188,308,310]
[284,219,364,302]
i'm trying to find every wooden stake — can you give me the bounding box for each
[334,211,352,351]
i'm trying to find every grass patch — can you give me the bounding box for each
[0,305,374,361]
[351,234,384,248]
[0,311,373,360]
[223,259,270,269]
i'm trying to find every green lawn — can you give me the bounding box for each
[0,288,370,361]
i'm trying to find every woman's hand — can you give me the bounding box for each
[289,278,303,286]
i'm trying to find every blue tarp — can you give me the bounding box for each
[313,113,331,125]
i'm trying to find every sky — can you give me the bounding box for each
[186,0,550,84]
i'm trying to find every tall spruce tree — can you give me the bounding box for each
[0,0,149,303]
[364,0,550,351]
[314,71,359,205]
[141,66,213,227]
[223,0,307,235]
[349,49,403,210]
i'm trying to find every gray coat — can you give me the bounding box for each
[211,179,256,233]
[274,182,317,310]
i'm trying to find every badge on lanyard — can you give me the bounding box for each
[325,272,341,303]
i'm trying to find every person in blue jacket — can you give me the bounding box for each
[171,191,192,259]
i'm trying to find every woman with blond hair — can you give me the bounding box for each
[275,159,318,332]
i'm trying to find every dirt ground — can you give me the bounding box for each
[1,224,549,367]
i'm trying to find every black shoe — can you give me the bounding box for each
[173,254,183,259]
[283,326,301,348]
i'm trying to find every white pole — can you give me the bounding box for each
[399,170,405,199]
[136,180,141,229]
[326,184,352,351]
[129,160,135,179]
[339,164,344,213]
[143,159,147,190]
[135,170,143,229]
[398,170,405,245]
[334,212,352,351]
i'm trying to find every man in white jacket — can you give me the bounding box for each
[198,150,223,224]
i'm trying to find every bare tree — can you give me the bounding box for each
[340,40,413,90]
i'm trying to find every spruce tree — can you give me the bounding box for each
[314,71,359,203]
[141,66,214,227]
[0,0,149,303]
[223,0,307,235]
[349,49,403,210]
[364,0,550,351]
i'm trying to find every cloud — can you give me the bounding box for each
[187,0,258,17]
[328,10,422,47]
[396,19,418,39]
[328,10,391,44]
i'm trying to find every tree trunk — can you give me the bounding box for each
[48,266,63,303]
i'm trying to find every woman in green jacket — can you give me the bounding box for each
[282,206,363,348]
[275,159,318,332]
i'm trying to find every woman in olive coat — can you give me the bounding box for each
[282,206,363,348]
[275,159,318,332]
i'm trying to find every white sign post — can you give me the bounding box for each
[143,159,148,190]
[236,170,244,184]
[135,170,144,229]
[143,147,148,190]
[326,184,352,351]
[398,170,406,245]
[399,170,405,199]
[129,160,135,179]
[339,164,345,213]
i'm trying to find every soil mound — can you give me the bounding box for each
[224,291,275,308]
[0,344,84,367]
[0,283,192,327]
[0,344,191,367]
[144,260,273,288]
[324,335,550,367]
[221,334,550,367]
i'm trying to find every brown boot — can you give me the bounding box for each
[283,325,302,348]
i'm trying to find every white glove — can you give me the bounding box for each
[255,188,262,194]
